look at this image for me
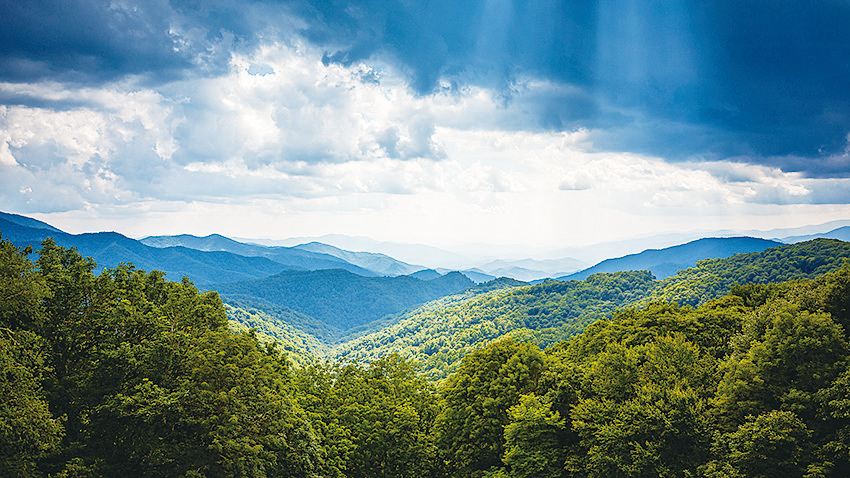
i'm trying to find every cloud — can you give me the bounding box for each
[1,6,849,250]
[2,0,849,175]
[294,1,850,167]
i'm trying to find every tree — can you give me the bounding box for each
[0,329,64,477]
[715,305,848,429]
[436,338,546,477]
[0,236,63,476]
[718,410,812,478]
[568,335,712,477]
[503,394,566,478]
[294,355,441,478]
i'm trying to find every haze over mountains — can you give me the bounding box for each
[4,208,850,381]
[4,210,850,286]
[3,210,850,335]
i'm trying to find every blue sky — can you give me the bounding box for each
[1,0,849,250]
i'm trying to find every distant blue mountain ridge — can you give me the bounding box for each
[781,226,850,244]
[0,212,373,284]
[138,233,377,276]
[3,211,840,288]
[0,211,64,233]
[559,237,784,281]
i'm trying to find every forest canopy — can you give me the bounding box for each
[2,235,850,476]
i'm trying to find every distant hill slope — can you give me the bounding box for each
[141,234,377,276]
[476,257,587,281]
[457,269,498,283]
[409,269,443,280]
[334,271,656,381]
[782,226,850,243]
[225,302,333,366]
[561,237,782,281]
[293,241,423,276]
[0,211,64,233]
[210,269,475,333]
[337,238,850,381]
[644,238,850,307]
[241,233,474,269]
[0,217,288,285]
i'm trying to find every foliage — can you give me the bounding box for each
[335,271,656,381]
[1,238,327,476]
[645,239,850,307]
[294,355,442,478]
[213,269,474,333]
[4,234,850,477]
[435,339,547,477]
[226,303,328,366]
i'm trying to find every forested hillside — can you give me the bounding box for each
[211,269,475,333]
[338,239,850,380]
[562,236,782,280]
[645,238,850,306]
[4,235,850,476]
[334,271,656,380]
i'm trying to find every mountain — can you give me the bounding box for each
[781,226,850,244]
[560,237,783,281]
[236,220,850,272]
[293,241,424,276]
[407,268,498,285]
[334,271,656,380]
[459,270,498,283]
[335,238,850,380]
[0,211,64,233]
[141,233,249,251]
[210,269,476,334]
[141,234,377,276]
[409,269,443,280]
[645,238,850,307]
[476,257,587,281]
[0,216,290,285]
[237,234,476,269]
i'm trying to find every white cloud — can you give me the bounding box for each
[3,37,850,247]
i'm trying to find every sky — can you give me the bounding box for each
[2,0,850,252]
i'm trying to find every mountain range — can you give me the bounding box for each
[334,238,850,379]
[140,233,379,277]
[4,210,850,375]
[782,226,850,244]
[0,214,289,285]
[560,236,784,281]
[211,269,475,334]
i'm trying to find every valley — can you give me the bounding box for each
[4,210,850,377]
[4,210,850,476]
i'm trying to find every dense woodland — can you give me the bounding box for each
[335,239,850,381]
[3,235,850,477]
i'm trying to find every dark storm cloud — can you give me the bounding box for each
[2,0,849,176]
[0,0,247,84]
[296,0,850,172]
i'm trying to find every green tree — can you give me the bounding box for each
[295,354,441,478]
[0,236,63,476]
[11,241,328,476]
[436,338,546,477]
[503,394,566,478]
[714,305,848,429]
[715,410,812,478]
[0,329,64,477]
[568,335,712,477]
